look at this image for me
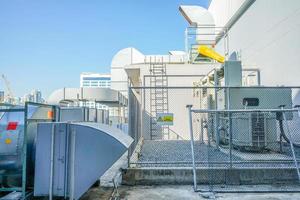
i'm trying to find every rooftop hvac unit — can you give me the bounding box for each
[212,88,292,151]
[230,112,277,151]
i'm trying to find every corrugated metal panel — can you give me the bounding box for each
[34,122,133,200]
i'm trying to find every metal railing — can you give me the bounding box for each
[185,26,229,63]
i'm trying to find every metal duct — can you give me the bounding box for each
[34,122,133,200]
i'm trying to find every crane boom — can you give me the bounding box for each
[1,74,15,101]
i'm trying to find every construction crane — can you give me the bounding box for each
[1,74,15,104]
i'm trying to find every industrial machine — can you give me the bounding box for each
[0,104,53,190]
[0,103,131,199]
[195,60,293,151]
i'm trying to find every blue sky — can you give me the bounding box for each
[0,0,209,98]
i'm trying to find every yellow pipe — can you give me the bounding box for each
[198,45,225,63]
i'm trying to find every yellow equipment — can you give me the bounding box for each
[198,45,225,63]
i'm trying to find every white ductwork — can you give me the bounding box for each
[47,87,127,107]
[179,5,216,45]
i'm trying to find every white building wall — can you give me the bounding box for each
[210,0,300,87]
[111,48,145,97]
[131,62,219,140]
[209,0,300,142]
[209,0,246,27]
[111,47,221,139]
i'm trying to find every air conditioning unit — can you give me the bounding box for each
[212,88,292,151]
[230,112,277,151]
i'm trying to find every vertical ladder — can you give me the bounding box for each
[149,62,169,140]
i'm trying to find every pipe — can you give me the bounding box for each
[278,119,300,148]
[215,0,256,44]
[186,105,198,191]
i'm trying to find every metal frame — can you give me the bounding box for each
[185,25,229,63]
[187,106,300,192]
[128,85,300,192]
[0,108,26,195]
[0,102,58,199]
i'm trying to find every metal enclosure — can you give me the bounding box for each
[59,107,109,124]
[59,107,88,122]
[0,103,57,200]
[213,88,293,150]
[34,122,133,200]
[198,61,293,150]
[224,61,242,86]
[0,105,54,185]
[217,88,292,110]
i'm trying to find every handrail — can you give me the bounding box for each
[168,128,186,140]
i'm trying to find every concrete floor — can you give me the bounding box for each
[80,141,300,200]
[81,185,300,200]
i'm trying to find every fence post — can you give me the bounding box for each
[228,112,233,168]
[127,88,132,167]
[226,87,233,168]
[186,105,197,191]
[281,106,300,182]
[214,71,219,149]
[200,118,204,143]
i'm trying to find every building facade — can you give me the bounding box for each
[208,0,300,87]
[31,90,42,103]
[80,73,111,88]
[80,73,111,109]
[21,90,43,104]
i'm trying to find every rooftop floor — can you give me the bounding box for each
[133,140,300,168]
[81,185,300,200]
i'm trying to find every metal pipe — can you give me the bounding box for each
[200,118,204,143]
[228,112,233,168]
[186,105,197,191]
[214,69,220,149]
[127,88,132,167]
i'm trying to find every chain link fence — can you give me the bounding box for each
[127,86,300,190]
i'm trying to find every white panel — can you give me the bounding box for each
[209,0,246,27]
[110,48,145,94]
[111,68,128,82]
[216,0,300,87]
